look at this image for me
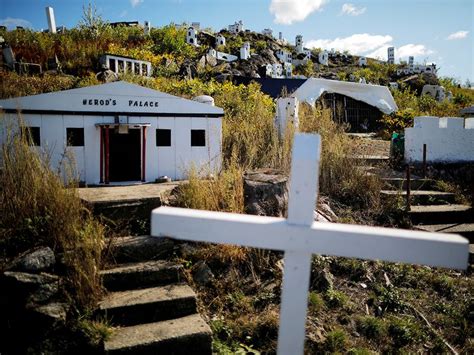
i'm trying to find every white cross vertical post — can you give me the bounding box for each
[278,134,320,354]
[151,133,468,355]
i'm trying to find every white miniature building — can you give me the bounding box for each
[0,82,224,184]
[100,54,152,77]
[405,116,474,163]
[228,20,244,34]
[45,6,56,34]
[318,51,329,66]
[389,82,399,90]
[275,97,299,137]
[408,56,414,66]
[265,64,273,77]
[272,63,283,78]
[279,32,283,40]
[387,47,395,64]
[276,49,292,64]
[186,26,198,46]
[144,21,151,35]
[284,62,292,78]
[358,56,367,67]
[216,34,226,47]
[240,42,251,60]
[262,28,273,37]
[422,85,446,102]
[295,35,304,54]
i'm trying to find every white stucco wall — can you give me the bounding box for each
[1,113,222,184]
[405,116,474,163]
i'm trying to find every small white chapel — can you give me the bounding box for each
[0,81,223,184]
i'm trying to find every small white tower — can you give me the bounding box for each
[408,56,414,66]
[45,7,57,34]
[284,62,292,78]
[144,21,151,36]
[279,32,283,41]
[240,42,251,60]
[186,26,198,46]
[318,51,328,66]
[295,35,303,54]
[216,34,226,47]
[358,56,367,67]
[387,47,395,64]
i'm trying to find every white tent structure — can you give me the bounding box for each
[292,78,398,114]
[0,81,223,184]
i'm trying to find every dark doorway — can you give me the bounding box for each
[109,128,141,181]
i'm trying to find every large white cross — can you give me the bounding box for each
[151,133,468,355]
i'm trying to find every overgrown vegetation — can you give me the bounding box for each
[0,116,105,309]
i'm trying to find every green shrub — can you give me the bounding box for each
[308,292,325,313]
[356,316,386,340]
[388,317,424,347]
[325,289,349,309]
[324,328,348,352]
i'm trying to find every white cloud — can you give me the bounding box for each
[130,0,143,8]
[446,30,469,40]
[307,33,393,55]
[341,3,366,16]
[269,0,327,25]
[366,44,434,61]
[0,17,32,29]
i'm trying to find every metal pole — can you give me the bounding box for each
[142,127,147,182]
[99,126,103,184]
[406,164,411,211]
[422,144,427,178]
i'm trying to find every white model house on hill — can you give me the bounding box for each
[0,81,223,184]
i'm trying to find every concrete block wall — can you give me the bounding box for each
[405,116,474,163]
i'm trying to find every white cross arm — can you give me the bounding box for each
[151,206,469,270]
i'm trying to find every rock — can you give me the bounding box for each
[27,302,68,327]
[243,169,288,217]
[192,261,214,286]
[311,267,334,292]
[2,271,60,305]
[11,247,56,273]
[179,59,198,80]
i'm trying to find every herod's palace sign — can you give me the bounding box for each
[82,98,160,108]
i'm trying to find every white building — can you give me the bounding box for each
[284,62,292,78]
[240,42,251,60]
[144,21,151,36]
[100,54,152,77]
[272,63,283,78]
[208,48,237,62]
[228,20,244,34]
[387,47,395,64]
[276,49,292,64]
[295,35,304,54]
[0,82,223,184]
[216,34,226,46]
[358,56,367,67]
[408,56,414,66]
[262,28,273,37]
[318,51,329,66]
[421,85,446,102]
[186,26,198,46]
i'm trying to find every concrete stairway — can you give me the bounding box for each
[99,236,212,354]
[382,176,474,263]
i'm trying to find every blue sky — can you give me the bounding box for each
[1,0,472,83]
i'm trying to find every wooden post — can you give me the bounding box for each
[406,164,411,211]
[99,126,103,184]
[142,126,147,182]
[422,144,427,178]
[105,126,110,185]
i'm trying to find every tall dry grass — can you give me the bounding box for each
[0,114,104,310]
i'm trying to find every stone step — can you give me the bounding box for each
[409,204,473,225]
[101,261,183,292]
[107,235,175,263]
[413,223,474,243]
[98,284,197,326]
[382,177,437,190]
[104,314,212,355]
[381,190,456,205]
[350,155,390,166]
